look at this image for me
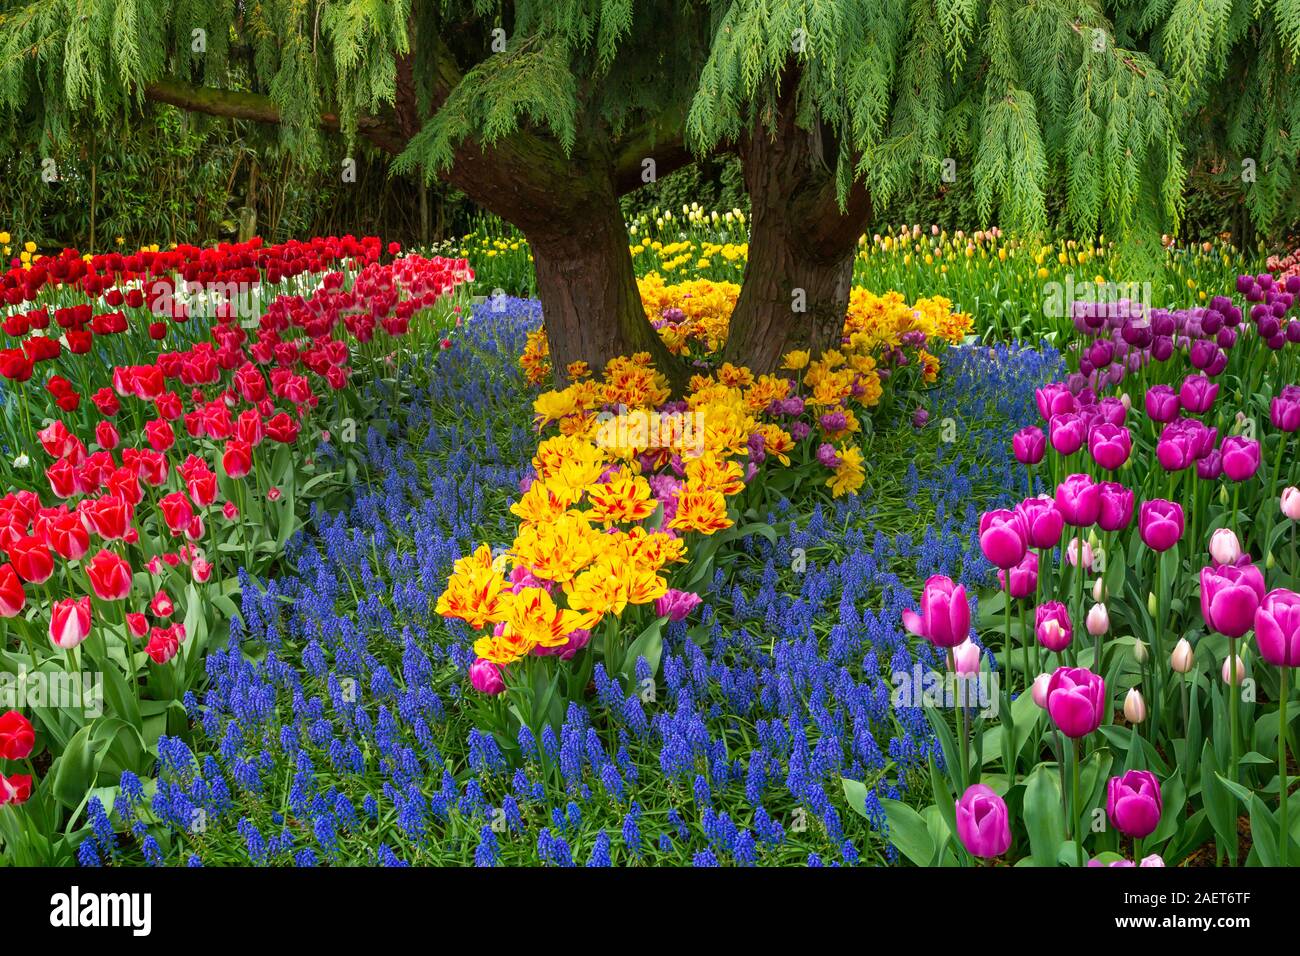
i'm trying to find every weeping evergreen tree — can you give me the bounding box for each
[3,2,1299,376]
[687,0,1300,371]
[0,0,707,378]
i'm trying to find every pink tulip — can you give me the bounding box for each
[49,596,92,650]
[1221,435,1260,482]
[1282,487,1300,520]
[955,784,1012,858]
[1106,770,1162,838]
[1208,529,1242,566]
[1031,672,1051,708]
[469,658,506,695]
[1013,426,1046,465]
[655,588,702,622]
[1179,374,1219,414]
[1050,413,1086,456]
[950,638,982,675]
[1144,385,1180,423]
[1096,481,1134,532]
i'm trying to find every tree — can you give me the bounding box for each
[685,0,1300,371]
[0,0,706,381]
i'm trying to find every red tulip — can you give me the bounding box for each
[49,596,92,649]
[0,710,34,760]
[86,549,133,601]
[0,564,26,617]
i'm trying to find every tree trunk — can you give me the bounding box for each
[723,73,872,374]
[446,138,683,388]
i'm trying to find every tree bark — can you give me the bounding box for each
[723,74,872,374]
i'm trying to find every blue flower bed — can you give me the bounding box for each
[81,300,1062,866]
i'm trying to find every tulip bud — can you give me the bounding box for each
[1086,603,1109,636]
[1208,528,1242,566]
[1092,577,1107,602]
[1123,687,1147,724]
[1266,551,1276,570]
[1221,654,1246,685]
[1132,640,1148,664]
[1031,672,1051,708]
[1219,485,1229,506]
[1147,591,1158,616]
[1170,638,1194,673]
[1282,487,1300,521]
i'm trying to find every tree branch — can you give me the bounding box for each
[143,78,408,154]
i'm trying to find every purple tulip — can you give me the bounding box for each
[1036,602,1073,652]
[1013,426,1047,465]
[1098,397,1127,426]
[1255,588,1300,667]
[955,784,1012,858]
[1089,423,1132,471]
[1046,666,1106,737]
[1015,496,1065,550]
[1221,435,1260,481]
[998,551,1039,599]
[902,574,971,649]
[1097,481,1135,532]
[979,509,1028,569]
[1050,412,1087,456]
[1106,770,1163,839]
[1055,473,1101,527]
[1145,385,1180,423]
[1138,499,1184,552]
[1200,562,1266,638]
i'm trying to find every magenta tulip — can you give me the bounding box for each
[1106,770,1163,839]
[979,509,1028,569]
[998,551,1039,599]
[1138,499,1183,552]
[1055,473,1101,527]
[955,784,1012,858]
[1179,374,1219,414]
[1221,435,1260,482]
[1088,423,1132,471]
[1013,426,1046,465]
[1035,384,1076,422]
[902,575,971,649]
[1145,384,1180,423]
[1200,562,1266,638]
[1254,589,1300,667]
[1097,481,1134,532]
[1046,666,1106,737]
[1050,413,1086,456]
[1015,496,1064,549]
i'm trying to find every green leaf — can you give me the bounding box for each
[880,797,937,866]
[1024,765,1065,867]
[50,724,98,809]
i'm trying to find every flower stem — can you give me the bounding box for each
[1072,735,1083,867]
[1280,666,1290,869]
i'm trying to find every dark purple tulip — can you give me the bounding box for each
[1216,327,1237,349]
[1221,435,1260,481]
[1145,385,1180,423]
[1107,771,1163,839]
[1055,473,1101,527]
[1179,374,1219,414]
[1088,340,1114,367]
[1201,562,1266,638]
[1152,311,1177,337]
[1202,310,1224,335]
[1267,333,1286,351]
[1151,335,1174,361]
[1236,274,1254,294]
[1288,276,1300,295]
[1288,320,1300,344]
[1206,349,1228,377]
[1097,481,1135,532]
[1016,496,1065,549]
[1259,316,1282,339]
[1139,499,1184,552]
[1189,338,1217,370]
